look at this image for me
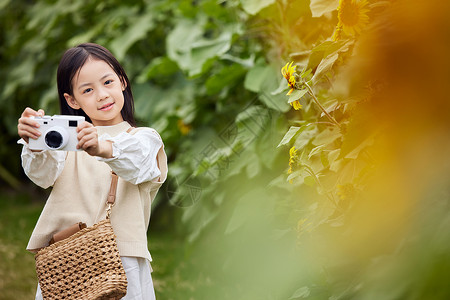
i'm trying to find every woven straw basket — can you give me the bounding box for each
[35,218,127,299]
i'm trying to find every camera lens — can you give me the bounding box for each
[43,126,69,150]
[45,131,63,149]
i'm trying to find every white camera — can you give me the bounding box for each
[28,115,85,151]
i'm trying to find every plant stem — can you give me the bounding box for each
[304,82,341,128]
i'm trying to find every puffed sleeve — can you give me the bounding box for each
[18,139,66,189]
[96,128,165,185]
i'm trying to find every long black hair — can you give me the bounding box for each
[57,43,136,126]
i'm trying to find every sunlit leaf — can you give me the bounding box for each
[309,145,325,159]
[244,64,273,93]
[310,0,339,17]
[294,125,318,150]
[289,286,311,299]
[241,0,276,15]
[288,89,308,103]
[277,126,301,147]
[345,137,374,159]
[312,127,342,146]
[312,52,339,83]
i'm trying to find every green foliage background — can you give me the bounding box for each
[1,0,450,299]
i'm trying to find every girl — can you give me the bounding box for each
[17,43,167,300]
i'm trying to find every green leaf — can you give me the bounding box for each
[287,170,304,185]
[288,89,308,103]
[235,106,270,147]
[166,19,233,76]
[307,40,351,72]
[271,78,288,95]
[328,149,341,165]
[221,53,255,68]
[321,99,340,117]
[307,49,327,72]
[294,125,318,150]
[0,0,10,10]
[308,145,325,159]
[310,0,339,18]
[244,64,272,93]
[339,108,374,159]
[311,52,339,83]
[189,31,232,75]
[304,175,316,187]
[167,19,204,61]
[289,286,311,299]
[329,158,344,172]
[312,127,342,146]
[245,63,291,112]
[259,92,291,113]
[205,64,246,95]
[321,150,330,168]
[138,56,179,82]
[301,68,312,78]
[277,126,301,148]
[345,136,374,159]
[110,13,155,60]
[241,0,276,15]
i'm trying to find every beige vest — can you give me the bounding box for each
[27,122,168,262]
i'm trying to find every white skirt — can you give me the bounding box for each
[35,256,156,300]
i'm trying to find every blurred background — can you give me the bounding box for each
[1,0,450,299]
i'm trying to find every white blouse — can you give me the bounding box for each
[18,127,163,188]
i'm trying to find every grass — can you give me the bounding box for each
[0,188,193,300]
[0,191,42,299]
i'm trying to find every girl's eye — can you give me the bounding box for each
[104,80,113,85]
[83,88,93,94]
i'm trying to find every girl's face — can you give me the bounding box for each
[64,58,125,126]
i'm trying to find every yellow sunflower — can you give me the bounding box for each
[288,146,298,175]
[337,0,370,36]
[290,100,302,110]
[281,62,297,95]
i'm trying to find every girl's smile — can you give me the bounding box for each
[64,58,126,126]
[99,102,115,111]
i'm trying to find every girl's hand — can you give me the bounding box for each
[17,107,45,144]
[76,122,113,158]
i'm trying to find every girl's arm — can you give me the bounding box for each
[19,141,66,189]
[18,107,66,188]
[96,128,164,185]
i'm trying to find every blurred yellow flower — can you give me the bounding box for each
[332,24,343,41]
[337,0,369,36]
[177,119,191,135]
[297,218,313,232]
[336,183,356,201]
[290,100,302,110]
[288,146,298,178]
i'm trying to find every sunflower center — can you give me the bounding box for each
[340,0,360,26]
